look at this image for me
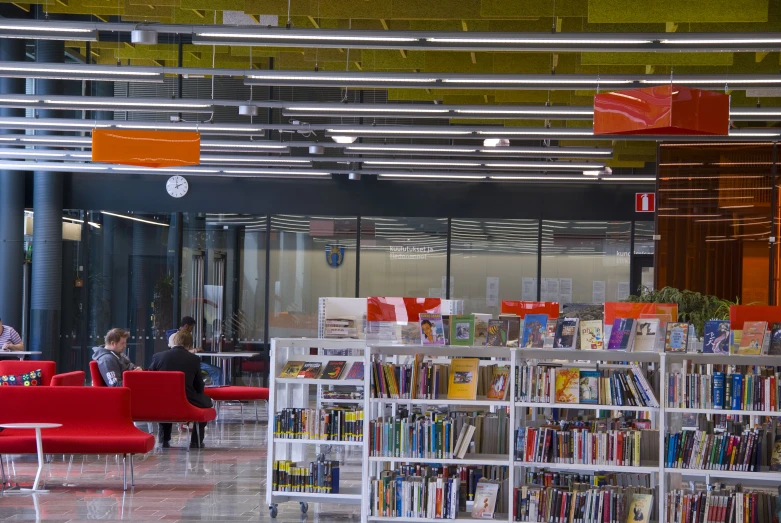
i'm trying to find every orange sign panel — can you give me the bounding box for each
[500,301,560,319]
[729,305,781,330]
[603,302,679,326]
[594,85,729,136]
[92,129,200,167]
[366,297,442,323]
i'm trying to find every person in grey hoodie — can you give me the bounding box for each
[92,328,140,386]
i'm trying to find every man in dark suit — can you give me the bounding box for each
[148,330,213,449]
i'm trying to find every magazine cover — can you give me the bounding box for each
[419,313,446,345]
[664,323,689,353]
[626,493,653,523]
[486,319,509,347]
[579,320,603,350]
[554,368,580,404]
[471,481,499,519]
[737,320,767,355]
[344,361,364,381]
[278,361,305,378]
[320,360,347,380]
[579,370,601,404]
[703,320,730,354]
[553,318,579,349]
[522,314,548,348]
[607,318,636,350]
[486,367,510,400]
[297,362,323,379]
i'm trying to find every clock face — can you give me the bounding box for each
[166,175,188,198]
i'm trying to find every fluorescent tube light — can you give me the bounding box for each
[0,62,163,82]
[196,32,419,42]
[346,145,478,153]
[101,211,169,227]
[246,74,438,83]
[364,160,482,167]
[583,170,601,176]
[378,174,486,180]
[426,37,652,45]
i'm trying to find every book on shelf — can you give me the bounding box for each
[580,320,604,350]
[523,314,548,348]
[369,465,462,520]
[736,320,767,355]
[371,357,449,400]
[448,358,480,401]
[627,493,653,523]
[344,361,364,380]
[704,320,731,354]
[471,480,499,519]
[554,368,580,404]
[546,319,558,345]
[486,319,509,347]
[320,360,347,380]
[278,360,305,378]
[579,370,601,405]
[664,322,690,353]
[442,315,451,345]
[486,366,511,401]
[666,489,778,523]
[514,485,655,523]
[607,318,636,350]
[420,313,446,345]
[274,407,364,442]
[771,435,781,471]
[553,318,579,349]
[450,315,475,346]
[521,469,652,489]
[474,313,492,346]
[515,362,555,403]
[770,322,781,356]
[452,424,477,459]
[663,429,772,471]
[272,458,339,494]
[297,362,323,379]
[499,314,522,348]
[633,318,659,352]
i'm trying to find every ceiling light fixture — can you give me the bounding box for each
[378,174,486,180]
[483,138,510,147]
[0,62,163,82]
[101,211,169,227]
[331,136,358,144]
[131,28,158,45]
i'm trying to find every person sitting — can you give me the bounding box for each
[92,328,140,387]
[167,316,224,386]
[149,330,212,449]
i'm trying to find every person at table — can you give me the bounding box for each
[0,317,23,352]
[92,328,141,387]
[166,316,223,386]
[149,330,212,449]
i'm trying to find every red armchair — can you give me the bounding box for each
[122,371,216,448]
[89,360,106,387]
[50,371,86,386]
[0,360,56,386]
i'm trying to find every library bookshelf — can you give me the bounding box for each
[268,339,781,522]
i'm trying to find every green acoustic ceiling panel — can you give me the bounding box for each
[480,0,588,17]
[581,52,734,66]
[588,0,768,23]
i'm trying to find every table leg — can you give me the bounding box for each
[222,359,228,386]
[32,428,43,491]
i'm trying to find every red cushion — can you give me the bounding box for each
[89,361,106,387]
[205,386,269,401]
[241,360,266,373]
[123,371,216,423]
[0,361,55,386]
[51,371,86,387]
[0,429,154,454]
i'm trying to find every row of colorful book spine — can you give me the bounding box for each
[666,489,777,523]
[369,471,461,519]
[515,427,648,467]
[663,430,769,472]
[273,407,364,441]
[271,459,340,493]
[369,359,449,400]
[555,366,659,407]
[513,485,654,523]
[666,369,780,411]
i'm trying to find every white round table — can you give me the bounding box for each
[0,422,62,492]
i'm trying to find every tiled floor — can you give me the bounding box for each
[0,406,363,522]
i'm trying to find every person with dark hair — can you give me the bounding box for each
[0,317,23,352]
[149,330,212,448]
[92,328,141,387]
[421,319,436,344]
[167,316,223,386]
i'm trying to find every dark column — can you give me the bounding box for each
[30,39,65,362]
[0,38,26,332]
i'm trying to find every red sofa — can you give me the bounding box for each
[50,371,86,386]
[0,386,155,489]
[89,360,106,387]
[0,360,56,386]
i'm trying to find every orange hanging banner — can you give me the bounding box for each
[92,129,200,168]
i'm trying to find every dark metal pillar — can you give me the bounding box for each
[30,38,65,363]
[0,38,26,332]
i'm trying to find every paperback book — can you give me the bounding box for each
[578,370,601,404]
[278,361,305,378]
[522,314,548,348]
[450,315,475,346]
[297,362,323,379]
[607,318,636,350]
[320,361,347,380]
[579,320,604,350]
[448,358,479,400]
[419,313,445,345]
[344,361,364,381]
[703,320,730,354]
[499,314,522,348]
[472,480,499,519]
[664,323,689,353]
[771,322,781,356]
[633,318,660,352]
[486,366,510,400]
[627,493,653,523]
[486,319,509,347]
[552,318,579,349]
[554,368,580,404]
[737,320,767,355]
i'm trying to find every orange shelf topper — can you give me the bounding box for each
[500,301,560,319]
[594,85,729,136]
[92,129,200,167]
[603,302,678,327]
[729,305,781,331]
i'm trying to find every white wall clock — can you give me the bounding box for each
[166,175,188,198]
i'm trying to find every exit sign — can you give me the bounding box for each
[636,193,655,213]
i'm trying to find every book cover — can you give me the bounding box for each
[579,370,601,404]
[522,314,548,348]
[297,362,323,379]
[607,318,636,350]
[579,320,604,350]
[473,314,492,346]
[486,319,509,347]
[738,321,767,355]
[498,314,522,348]
[771,436,781,471]
[450,315,476,346]
[770,322,781,356]
[634,318,660,352]
[730,374,742,410]
[554,368,580,404]
[664,322,690,353]
[546,319,558,339]
[344,361,364,381]
[320,360,347,380]
[626,493,653,523]
[486,367,510,400]
[278,361,305,378]
[471,481,499,519]
[419,313,446,345]
[553,318,579,349]
[703,320,731,354]
[713,372,725,410]
[448,358,480,400]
